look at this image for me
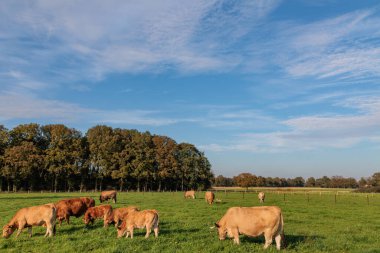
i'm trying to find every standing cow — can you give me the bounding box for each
[184,190,196,199]
[205,191,215,204]
[2,204,56,238]
[215,206,284,250]
[83,205,113,227]
[258,192,265,203]
[117,209,159,239]
[106,206,140,227]
[100,190,117,203]
[56,197,95,225]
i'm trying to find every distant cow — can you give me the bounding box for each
[215,206,284,250]
[258,192,265,203]
[184,190,196,199]
[106,206,140,227]
[100,190,117,203]
[56,197,95,225]
[117,209,159,239]
[3,203,56,238]
[84,205,113,227]
[205,191,215,204]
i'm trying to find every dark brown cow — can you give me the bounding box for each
[83,205,113,227]
[106,206,140,227]
[100,190,117,203]
[3,203,56,238]
[56,197,95,225]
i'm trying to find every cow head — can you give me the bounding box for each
[215,222,227,240]
[83,213,93,225]
[2,225,15,238]
[116,221,127,238]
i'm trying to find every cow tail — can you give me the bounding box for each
[152,211,159,229]
[280,212,286,248]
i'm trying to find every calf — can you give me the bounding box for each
[106,206,140,227]
[258,192,265,203]
[100,190,117,203]
[205,191,215,204]
[117,209,159,239]
[3,203,56,238]
[184,190,196,199]
[83,205,113,227]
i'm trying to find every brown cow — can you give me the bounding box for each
[100,190,117,203]
[205,191,215,205]
[117,209,159,239]
[258,192,265,203]
[106,206,140,227]
[83,205,113,227]
[215,206,284,250]
[3,203,56,238]
[56,197,95,225]
[184,190,196,199]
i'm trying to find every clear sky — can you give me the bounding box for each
[1,0,379,178]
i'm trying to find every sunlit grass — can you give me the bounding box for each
[0,191,379,252]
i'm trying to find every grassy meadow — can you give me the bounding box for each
[0,190,379,253]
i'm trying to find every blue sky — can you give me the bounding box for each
[1,0,380,178]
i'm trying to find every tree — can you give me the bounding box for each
[233,173,256,190]
[305,177,316,187]
[0,126,9,191]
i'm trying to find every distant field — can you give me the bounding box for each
[0,191,379,252]
[212,186,355,193]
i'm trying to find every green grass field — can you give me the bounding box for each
[0,191,379,253]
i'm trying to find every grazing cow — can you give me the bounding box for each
[205,191,215,205]
[100,190,117,203]
[83,205,113,227]
[56,197,95,225]
[117,209,159,239]
[215,206,284,250]
[106,206,140,227]
[184,190,196,199]
[3,203,56,238]
[258,192,265,203]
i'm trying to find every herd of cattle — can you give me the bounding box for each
[2,190,285,250]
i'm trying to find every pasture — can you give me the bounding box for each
[0,191,379,253]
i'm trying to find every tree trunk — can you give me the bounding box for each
[95,177,98,192]
[158,180,162,192]
[119,179,124,192]
[137,179,140,192]
[54,174,58,193]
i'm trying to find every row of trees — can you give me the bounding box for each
[213,172,380,189]
[0,124,213,192]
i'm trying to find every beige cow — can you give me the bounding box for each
[215,206,284,250]
[100,190,117,203]
[205,191,215,204]
[258,192,265,203]
[106,206,140,227]
[117,209,159,239]
[3,203,56,238]
[184,190,196,199]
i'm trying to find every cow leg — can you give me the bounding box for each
[145,225,151,238]
[275,234,282,250]
[45,223,53,237]
[16,228,23,237]
[28,227,33,237]
[66,216,70,225]
[231,228,240,245]
[154,225,159,238]
[263,231,273,249]
[129,227,134,239]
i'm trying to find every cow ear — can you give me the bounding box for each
[215,223,220,228]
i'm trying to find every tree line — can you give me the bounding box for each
[0,124,213,192]
[213,172,380,190]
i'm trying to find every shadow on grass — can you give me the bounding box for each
[239,234,322,249]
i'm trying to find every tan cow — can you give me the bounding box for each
[258,192,265,203]
[117,209,159,239]
[205,191,215,204]
[100,190,117,203]
[106,206,140,227]
[215,206,284,250]
[56,197,95,225]
[2,203,56,238]
[184,190,196,199]
[83,205,113,227]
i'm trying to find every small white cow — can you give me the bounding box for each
[258,192,265,203]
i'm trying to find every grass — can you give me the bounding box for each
[0,191,379,252]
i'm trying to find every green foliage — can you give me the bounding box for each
[0,191,379,252]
